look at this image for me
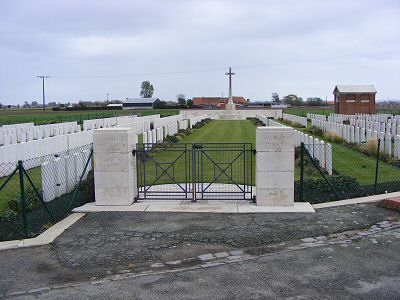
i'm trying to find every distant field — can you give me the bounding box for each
[0,109,179,125]
[283,107,333,117]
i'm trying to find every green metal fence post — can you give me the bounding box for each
[374,139,380,194]
[18,161,28,238]
[68,148,94,210]
[300,143,304,202]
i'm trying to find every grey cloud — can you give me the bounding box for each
[0,0,399,104]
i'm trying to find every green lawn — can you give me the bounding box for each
[137,120,256,189]
[180,120,255,144]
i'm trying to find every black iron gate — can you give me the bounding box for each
[135,143,254,201]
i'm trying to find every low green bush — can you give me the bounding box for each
[323,131,345,144]
[7,188,41,214]
[246,117,265,127]
[305,125,324,137]
[165,135,179,143]
[297,175,361,203]
[178,128,191,136]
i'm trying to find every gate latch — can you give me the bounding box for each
[252,149,257,156]
[132,149,137,157]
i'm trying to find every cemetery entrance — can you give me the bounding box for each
[135,143,254,201]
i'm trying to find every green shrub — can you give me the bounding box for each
[178,128,191,136]
[323,131,345,144]
[80,170,95,202]
[247,117,265,127]
[278,118,304,128]
[306,125,324,137]
[7,188,41,213]
[299,175,361,204]
[165,135,179,143]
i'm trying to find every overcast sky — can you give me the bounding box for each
[0,0,399,104]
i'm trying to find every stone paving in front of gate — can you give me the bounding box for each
[1,203,400,297]
[73,201,315,213]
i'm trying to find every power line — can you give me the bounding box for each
[48,50,399,80]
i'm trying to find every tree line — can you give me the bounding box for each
[271,93,327,106]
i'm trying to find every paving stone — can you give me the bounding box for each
[150,263,164,268]
[198,254,215,261]
[165,260,181,265]
[230,250,244,256]
[227,255,242,260]
[301,237,317,243]
[214,252,229,258]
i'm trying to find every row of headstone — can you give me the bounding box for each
[179,120,189,130]
[1,122,80,146]
[189,115,208,128]
[282,113,307,127]
[255,114,268,125]
[115,120,151,135]
[312,113,399,129]
[329,113,394,123]
[83,117,117,130]
[153,115,179,129]
[294,130,333,175]
[267,119,284,127]
[1,123,34,130]
[311,118,400,160]
[166,123,178,136]
[143,127,165,149]
[307,113,326,121]
[41,149,92,202]
[0,130,93,166]
[82,114,159,131]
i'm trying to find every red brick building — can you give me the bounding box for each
[333,85,377,114]
[192,96,247,109]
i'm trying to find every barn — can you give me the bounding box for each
[123,98,156,110]
[333,85,377,114]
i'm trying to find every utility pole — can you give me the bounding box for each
[106,93,110,102]
[37,76,50,113]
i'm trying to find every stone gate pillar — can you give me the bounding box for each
[256,126,294,206]
[93,128,137,205]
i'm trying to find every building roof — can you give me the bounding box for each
[124,98,156,104]
[333,85,377,94]
[107,103,123,107]
[192,96,247,105]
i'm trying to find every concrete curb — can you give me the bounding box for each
[0,213,85,251]
[313,191,400,209]
[73,202,315,213]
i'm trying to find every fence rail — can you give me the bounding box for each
[297,141,400,203]
[0,144,94,241]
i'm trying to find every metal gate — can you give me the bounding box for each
[135,143,254,201]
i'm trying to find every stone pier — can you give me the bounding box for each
[93,128,137,205]
[256,126,295,206]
